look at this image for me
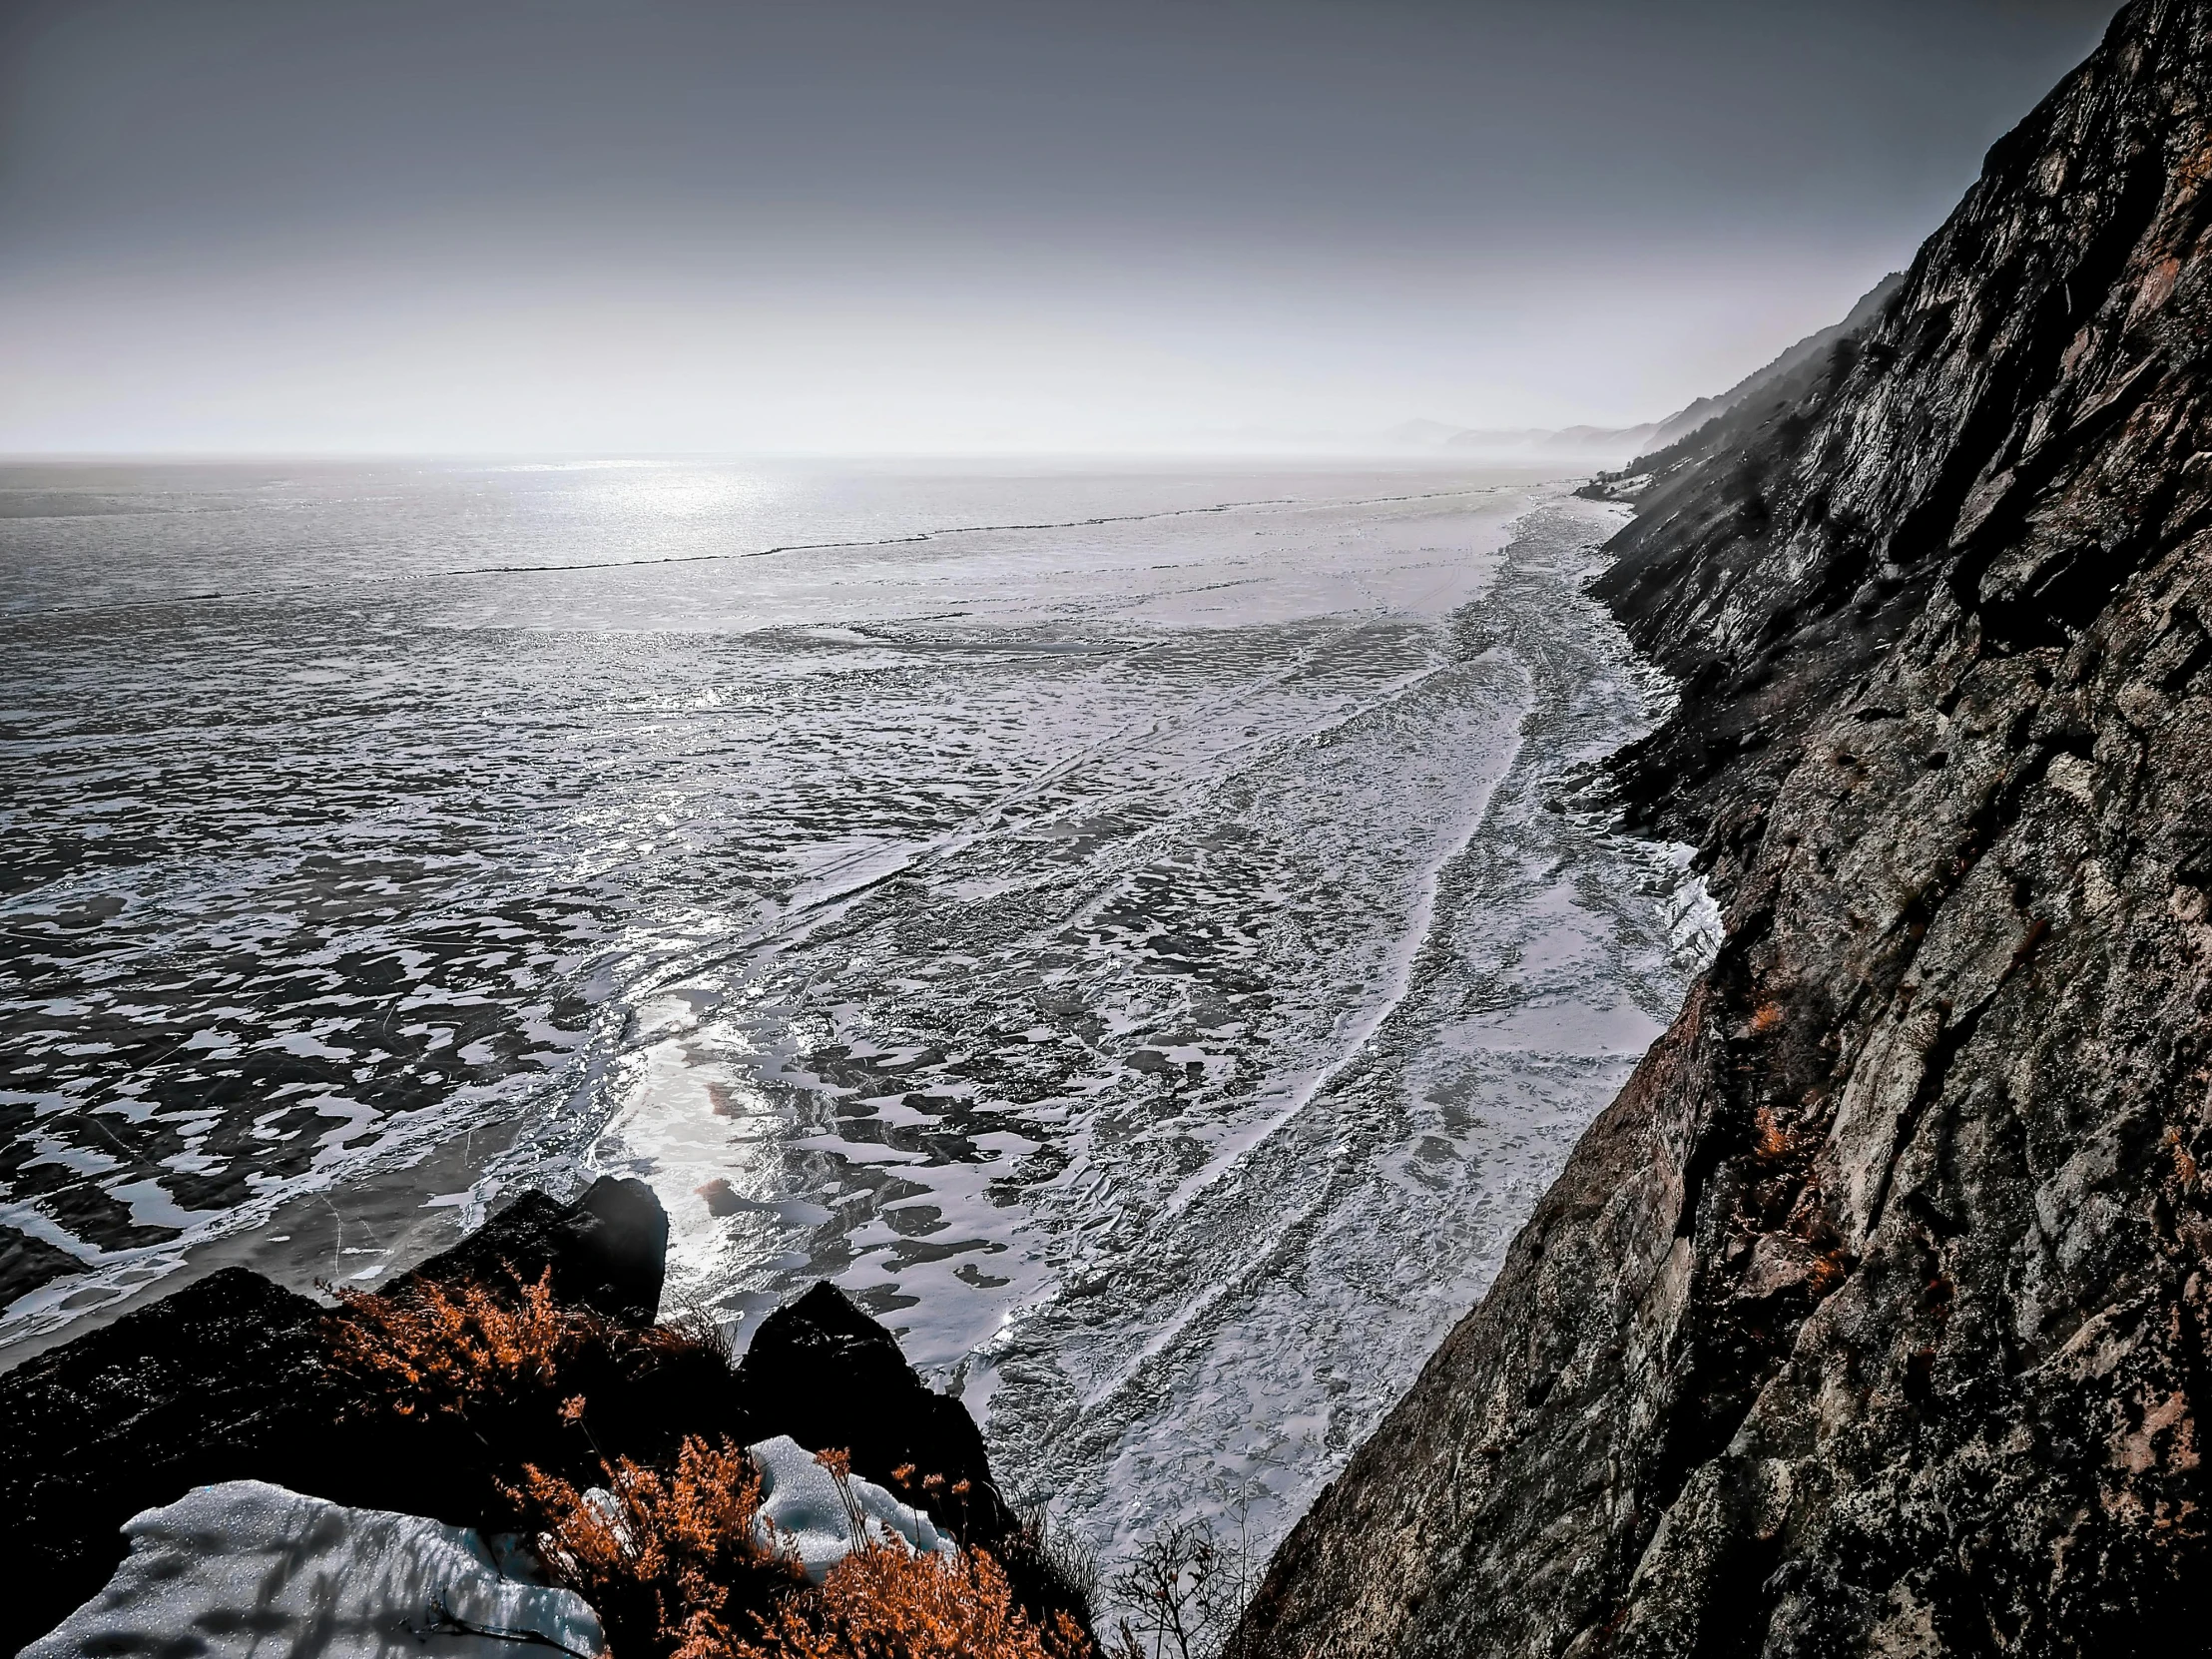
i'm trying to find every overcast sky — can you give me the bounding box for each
[0,0,2123,454]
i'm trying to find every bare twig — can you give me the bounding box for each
[411,1590,603,1659]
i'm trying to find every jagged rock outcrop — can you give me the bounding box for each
[390,1173,672,1323]
[0,1177,687,1652]
[738,1281,1017,1546]
[0,1179,1047,1655]
[1239,3,2212,1654]
[731,1284,1093,1632]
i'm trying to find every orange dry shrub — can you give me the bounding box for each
[329,1269,586,1419]
[513,1438,1094,1659]
[512,1436,803,1659]
[331,1276,1098,1659]
[736,1542,1093,1659]
[327,1267,711,1425]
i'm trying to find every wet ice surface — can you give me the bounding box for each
[0,459,1714,1566]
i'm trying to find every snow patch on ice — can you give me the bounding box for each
[749,1434,955,1583]
[22,1480,605,1659]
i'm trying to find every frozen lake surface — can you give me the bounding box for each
[0,458,1714,1561]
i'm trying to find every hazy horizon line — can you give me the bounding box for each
[0,445,1624,468]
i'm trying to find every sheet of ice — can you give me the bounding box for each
[747,1433,955,1583]
[3,463,1714,1592]
[537,495,1715,1569]
[20,1480,604,1659]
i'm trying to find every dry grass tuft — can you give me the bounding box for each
[737,1542,1092,1659]
[327,1267,710,1426]
[330,1269,584,1420]
[513,1440,1092,1659]
[513,1435,803,1659]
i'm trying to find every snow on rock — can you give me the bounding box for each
[748,1434,956,1583]
[22,1480,605,1659]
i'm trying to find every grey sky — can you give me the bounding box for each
[0,0,2122,453]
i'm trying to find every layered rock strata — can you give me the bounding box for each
[1239,2,2212,1652]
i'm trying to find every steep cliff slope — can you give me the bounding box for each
[1238,2,2212,1653]
[1633,273,1906,464]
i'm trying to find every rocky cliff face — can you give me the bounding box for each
[1237,2,2212,1653]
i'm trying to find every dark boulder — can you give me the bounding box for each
[398,1174,670,1324]
[0,1269,376,1655]
[733,1282,1090,1633]
[736,1281,1016,1549]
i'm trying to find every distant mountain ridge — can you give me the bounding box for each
[1384,276,1902,470]
[1381,418,1659,465]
